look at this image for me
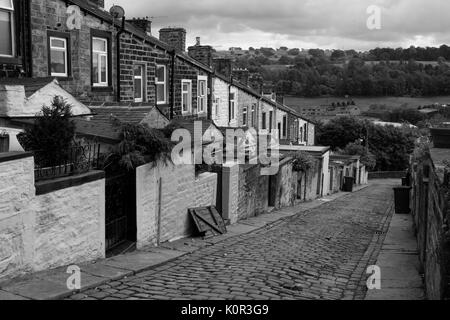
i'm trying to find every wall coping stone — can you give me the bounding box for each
[35,170,105,196]
[0,152,33,163]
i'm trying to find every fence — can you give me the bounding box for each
[33,144,100,181]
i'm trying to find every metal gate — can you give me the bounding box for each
[105,172,136,253]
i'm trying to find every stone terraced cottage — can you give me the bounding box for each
[0,0,340,282]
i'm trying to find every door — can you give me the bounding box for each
[105,171,136,254]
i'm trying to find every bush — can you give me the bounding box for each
[106,119,174,171]
[17,96,75,167]
[290,151,316,172]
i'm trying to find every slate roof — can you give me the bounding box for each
[75,105,168,142]
[0,77,56,98]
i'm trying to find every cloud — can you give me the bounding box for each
[104,0,450,50]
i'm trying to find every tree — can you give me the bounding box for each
[316,117,366,150]
[337,141,376,170]
[317,117,417,171]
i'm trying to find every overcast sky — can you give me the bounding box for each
[104,0,449,51]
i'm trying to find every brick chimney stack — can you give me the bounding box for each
[88,0,105,9]
[188,37,215,68]
[213,57,234,78]
[159,28,186,52]
[127,18,152,36]
[232,68,250,86]
[249,73,264,94]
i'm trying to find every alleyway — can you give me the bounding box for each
[71,181,395,300]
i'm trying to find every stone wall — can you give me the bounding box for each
[411,153,450,300]
[0,153,105,281]
[135,162,217,249]
[30,0,118,102]
[368,171,407,180]
[237,165,269,220]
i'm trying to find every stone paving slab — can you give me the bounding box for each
[0,290,29,300]
[80,263,134,280]
[102,249,186,273]
[365,288,425,300]
[365,214,424,300]
[1,277,70,300]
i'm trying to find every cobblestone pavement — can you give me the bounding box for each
[70,181,395,300]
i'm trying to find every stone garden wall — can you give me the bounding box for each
[0,152,105,282]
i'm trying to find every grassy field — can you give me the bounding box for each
[284,96,450,112]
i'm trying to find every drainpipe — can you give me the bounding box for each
[207,72,213,121]
[228,78,232,125]
[116,17,126,102]
[170,49,176,120]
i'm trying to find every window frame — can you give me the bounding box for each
[251,104,256,127]
[229,92,236,120]
[47,31,71,77]
[90,30,112,90]
[181,79,192,114]
[0,0,15,58]
[282,115,288,139]
[242,107,248,126]
[134,64,145,103]
[156,64,167,105]
[261,112,267,130]
[197,75,207,114]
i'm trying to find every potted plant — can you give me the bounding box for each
[0,130,9,153]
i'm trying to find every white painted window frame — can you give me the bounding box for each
[92,37,108,87]
[230,91,236,120]
[49,37,68,77]
[156,64,167,105]
[197,75,207,114]
[181,79,192,114]
[242,107,248,126]
[134,64,145,103]
[0,0,15,58]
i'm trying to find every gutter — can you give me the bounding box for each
[116,17,126,102]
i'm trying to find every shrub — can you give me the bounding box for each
[290,151,316,173]
[17,96,75,167]
[106,119,173,171]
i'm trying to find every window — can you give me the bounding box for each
[181,80,192,114]
[134,65,145,103]
[242,107,248,126]
[0,0,14,57]
[197,76,207,113]
[156,65,167,104]
[251,104,256,127]
[92,37,108,87]
[282,115,287,138]
[262,112,267,130]
[49,36,68,77]
[214,97,220,118]
[229,92,236,121]
[269,111,273,132]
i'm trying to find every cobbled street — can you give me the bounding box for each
[71,181,395,300]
